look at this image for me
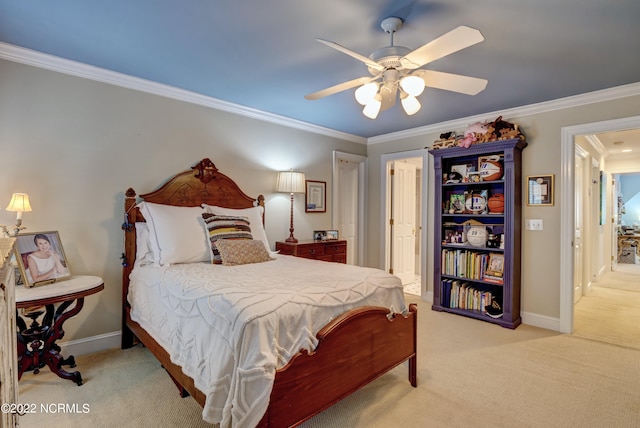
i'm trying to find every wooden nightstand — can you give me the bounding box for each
[276,240,347,263]
[15,275,104,385]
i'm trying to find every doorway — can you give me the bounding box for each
[332,151,367,266]
[560,115,640,333]
[381,150,428,298]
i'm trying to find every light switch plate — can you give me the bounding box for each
[526,219,543,231]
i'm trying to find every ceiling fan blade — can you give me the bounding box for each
[305,76,376,100]
[316,39,384,72]
[400,26,484,69]
[416,70,487,95]
[379,83,397,111]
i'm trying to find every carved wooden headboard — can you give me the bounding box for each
[121,158,265,313]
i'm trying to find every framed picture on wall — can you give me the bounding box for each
[14,231,71,288]
[527,175,554,206]
[305,180,326,213]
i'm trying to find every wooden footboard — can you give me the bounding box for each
[258,303,418,427]
[124,303,417,427]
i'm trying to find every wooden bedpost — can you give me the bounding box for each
[122,188,137,349]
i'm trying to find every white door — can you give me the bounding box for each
[392,161,417,284]
[574,152,585,304]
[336,159,359,265]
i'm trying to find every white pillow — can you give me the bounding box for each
[134,222,154,265]
[204,205,271,252]
[137,202,209,266]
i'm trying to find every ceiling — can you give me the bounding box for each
[595,129,640,163]
[1,0,639,139]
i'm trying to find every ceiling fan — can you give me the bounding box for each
[305,17,488,119]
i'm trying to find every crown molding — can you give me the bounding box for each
[0,42,367,145]
[369,82,640,145]
[584,134,607,156]
[2,42,638,147]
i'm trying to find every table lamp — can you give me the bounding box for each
[2,193,32,237]
[276,170,306,243]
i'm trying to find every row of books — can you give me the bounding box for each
[442,279,494,313]
[441,249,504,284]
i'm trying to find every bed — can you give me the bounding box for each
[121,158,418,427]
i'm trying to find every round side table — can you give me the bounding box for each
[15,275,104,386]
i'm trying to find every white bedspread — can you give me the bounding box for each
[128,254,406,428]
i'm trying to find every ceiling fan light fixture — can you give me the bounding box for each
[362,94,382,119]
[400,93,421,116]
[400,75,425,97]
[355,82,378,105]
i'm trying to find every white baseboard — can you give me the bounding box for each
[58,331,122,356]
[423,290,433,303]
[521,311,561,332]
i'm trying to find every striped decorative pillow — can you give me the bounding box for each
[201,213,253,264]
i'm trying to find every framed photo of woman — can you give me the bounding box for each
[14,231,71,287]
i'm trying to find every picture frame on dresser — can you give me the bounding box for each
[325,230,339,240]
[14,231,71,288]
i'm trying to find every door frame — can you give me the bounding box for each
[573,144,588,303]
[332,151,367,266]
[380,149,428,298]
[559,115,640,333]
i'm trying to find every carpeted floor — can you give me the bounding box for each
[18,283,640,428]
[597,264,640,292]
[573,285,640,350]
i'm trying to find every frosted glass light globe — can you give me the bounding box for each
[362,95,382,119]
[401,94,421,115]
[355,82,378,105]
[400,75,425,97]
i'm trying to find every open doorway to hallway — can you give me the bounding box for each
[381,150,428,298]
[333,151,367,266]
[569,121,640,344]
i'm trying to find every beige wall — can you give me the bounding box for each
[0,59,366,342]
[366,95,640,321]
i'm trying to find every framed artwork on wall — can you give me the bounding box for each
[527,175,554,206]
[305,180,326,213]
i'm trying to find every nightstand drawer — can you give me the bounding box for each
[324,242,346,255]
[296,243,326,259]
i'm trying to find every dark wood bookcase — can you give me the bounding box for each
[429,138,526,328]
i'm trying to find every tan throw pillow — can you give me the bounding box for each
[214,239,273,266]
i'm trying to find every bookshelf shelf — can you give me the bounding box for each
[429,138,526,329]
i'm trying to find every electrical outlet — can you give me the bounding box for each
[526,219,543,231]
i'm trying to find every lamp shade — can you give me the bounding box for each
[276,171,306,193]
[6,193,32,212]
